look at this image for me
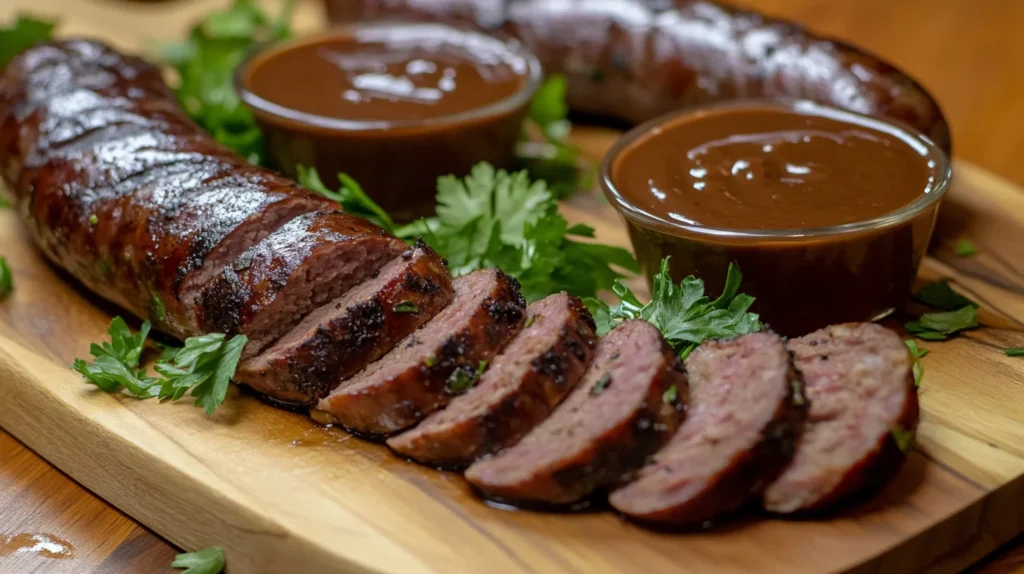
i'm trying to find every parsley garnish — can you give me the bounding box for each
[0,256,12,299]
[88,214,99,225]
[585,258,761,360]
[891,425,914,454]
[155,333,248,415]
[905,306,978,340]
[913,279,978,310]
[1003,348,1024,357]
[904,340,928,387]
[0,14,56,69]
[393,300,419,314]
[955,239,977,257]
[445,360,487,394]
[400,162,637,301]
[73,318,246,415]
[72,317,159,398]
[295,166,397,235]
[157,0,294,164]
[590,373,612,395]
[662,384,678,404]
[171,547,225,574]
[516,75,590,199]
[906,280,979,341]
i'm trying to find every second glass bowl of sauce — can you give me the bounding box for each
[237,23,542,221]
[602,100,951,336]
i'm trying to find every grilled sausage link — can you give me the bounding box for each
[0,40,339,339]
[327,0,951,152]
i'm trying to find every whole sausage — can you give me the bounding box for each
[0,40,337,340]
[326,0,951,152]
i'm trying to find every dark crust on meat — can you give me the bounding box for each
[328,0,950,153]
[464,320,685,505]
[765,323,919,514]
[611,332,807,525]
[387,293,598,468]
[194,210,406,351]
[235,241,453,406]
[0,40,334,339]
[314,269,526,436]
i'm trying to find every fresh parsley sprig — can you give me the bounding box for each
[0,14,56,69]
[73,318,247,415]
[172,546,225,574]
[158,0,294,164]
[399,162,638,301]
[904,340,928,387]
[906,280,979,340]
[516,75,590,199]
[585,258,762,360]
[295,166,398,235]
[0,256,13,299]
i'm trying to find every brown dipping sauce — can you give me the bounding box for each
[604,101,950,335]
[238,24,540,220]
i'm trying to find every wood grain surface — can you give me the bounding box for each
[0,0,1023,573]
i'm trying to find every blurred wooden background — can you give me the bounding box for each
[1,0,1023,572]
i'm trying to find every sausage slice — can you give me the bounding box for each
[388,292,598,467]
[235,241,453,406]
[763,323,919,514]
[610,332,806,524]
[314,268,525,436]
[196,211,407,357]
[465,319,684,505]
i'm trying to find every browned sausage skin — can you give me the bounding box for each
[465,319,684,506]
[235,241,454,406]
[314,268,526,437]
[327,0,951,152]
[610,332,805,525]
[0,40,336,339]
[387,292,598,468]
[763,323,918,514]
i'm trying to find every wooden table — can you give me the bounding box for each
[1,0,1024,572]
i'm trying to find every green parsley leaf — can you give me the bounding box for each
[890,425,914,454]
[402,163,637,301]
[590,373,612,395]
[585,258,761,359]
[955,239,977,257]
[0,256,12,299]
[72,317,160,398]
[171,546,225,574]
[905,305,978,341]
[914,279,978,310]
[393,300,419,314]
[904,339,928,388]
[0,15,56,69]
[1003,348,1024,357]
[295,166,397,235]
[155,333,248,415]
[662,384,678,404]
[157,0,294,164]
[445,360,487,394]
[516,75,590,199]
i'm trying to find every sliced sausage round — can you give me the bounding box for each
[235,241,453,407]
[464,319,684,506]
[387,292,598,468]
[196,211,407,358]
[610,331,806,524]
[313,268,525,436]
[763,323,919,514]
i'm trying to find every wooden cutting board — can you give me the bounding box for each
[1,1,1024,573]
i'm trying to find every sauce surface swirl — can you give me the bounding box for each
[611,101,940,231]
[246,25,530,124]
